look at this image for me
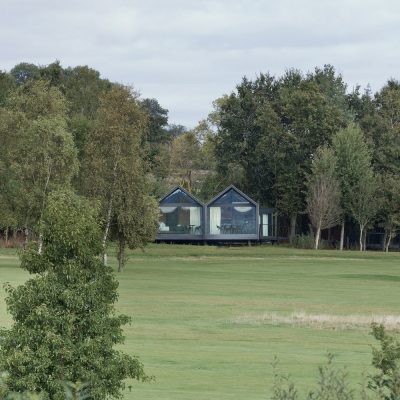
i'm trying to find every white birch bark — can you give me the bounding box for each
[102,160,118,265]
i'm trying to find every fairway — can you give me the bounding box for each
[1,245,400,399]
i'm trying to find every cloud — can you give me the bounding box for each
[1,0,400,127]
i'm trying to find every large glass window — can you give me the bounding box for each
[209,189,256,235]
[159,189,202,235]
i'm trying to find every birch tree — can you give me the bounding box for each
[306,147,341,249]
[0,80,77,246]
[376,174,400,252]
[82,85,158,269]
[333,124,372,250]
[348,171,379,251]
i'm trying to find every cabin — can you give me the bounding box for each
[157,186,204,242]
[205,185,259,241]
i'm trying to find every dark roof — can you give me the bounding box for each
[206,184,258,207]
[159,185,205,206]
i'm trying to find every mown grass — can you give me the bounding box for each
[1,244,400,399]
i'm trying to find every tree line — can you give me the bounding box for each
[1,62,400,252]
[206,66,400,250]
[0,61,171,271]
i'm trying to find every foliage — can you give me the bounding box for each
[272,355,355,400]
[307,354,354,400]
[0,71,16,106]
[2,61,400,250]
[0,191,148,400]
[0,80,78,239]
[140,98,170,168]
[9,63,41,85]
[333,124,377,250]
[169,132,202,192]
[81,85,158,271]
[212,66,350,239]
[306,147,342,249]
[271,357,298,400]
[289,233,316,249]
[377,174,400,251]
[271,326,400,400]
[369,324,400,400]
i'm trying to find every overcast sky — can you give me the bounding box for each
[1,0,399,127]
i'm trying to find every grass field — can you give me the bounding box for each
[1,244,400,399]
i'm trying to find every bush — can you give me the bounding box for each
[271,325,400,400]
[290,233,315,249]
[369,324,400,400]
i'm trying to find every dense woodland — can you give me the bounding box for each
[1,61,400,253]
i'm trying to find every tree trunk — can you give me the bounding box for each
[38,166,52,255]
[359,224,364,251]
[23,227,29,249]
[382,230,388,252]
[363,229,367,252]
[289,215,296,240]
[187,170,192,193]
[315,225,321,250]
[385,231,392,253]
[5,227,9,246]
[102,199,113,266]
[102,161,118,266]
[38,233,43,254]
[117,236,126,272]
[339,219,345,251]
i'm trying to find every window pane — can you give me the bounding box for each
[213,189,250,205]
[162,189,197,205]
[159,206,202,235]
[208,204,256,234]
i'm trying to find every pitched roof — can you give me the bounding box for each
[159,185,205,206]
[206,184,258,207]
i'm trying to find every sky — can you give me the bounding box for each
[1,0,400,128]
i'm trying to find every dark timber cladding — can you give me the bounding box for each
[205,185,259,241]
[157,186,204,241]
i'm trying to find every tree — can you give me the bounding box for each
[82,85,158,270]
[213,73,278,201]
[333,124,373,250]
[212,66,350,238]
[139,98,172,196]
[0,80,78,245]
[349,171,380,251]
[275,67,350,236]
[364,80,400,175]
[369,324,400,400]
[10,62,40,85]
[378,174,400,252]
[63,66,111,119]
[0,190,148,399]
[306,147,341,249]
[0,70,16,106]
[166,123,186,138]
[169,131,202,192]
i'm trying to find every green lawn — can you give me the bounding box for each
[1,244,400,399]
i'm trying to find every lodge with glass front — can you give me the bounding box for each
[205,185,259,241]
[157,186,204,241]
[157,185,276,242]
